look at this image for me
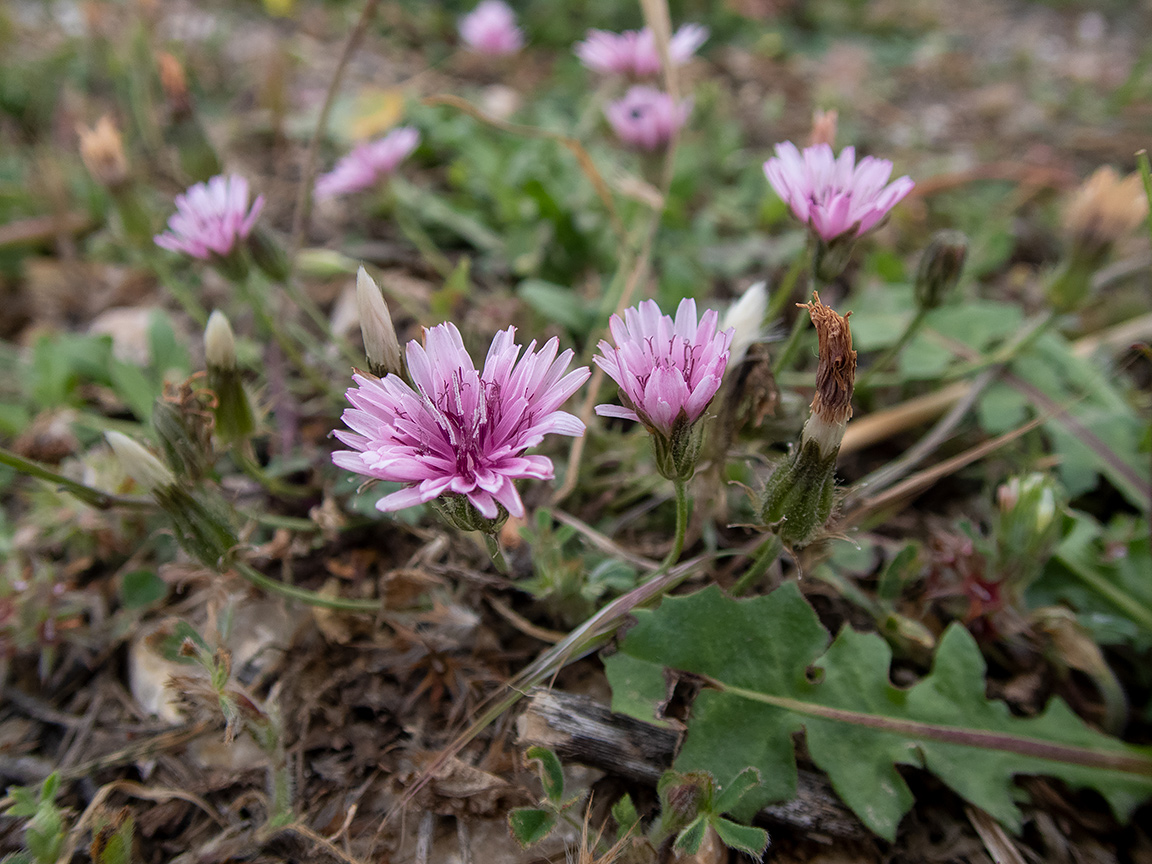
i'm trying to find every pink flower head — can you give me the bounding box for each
[575,23,708,77]
[763,142,915,241]
[315,127,420,200]
[594,298,733,437]
[155,174,263,260]
[604,86,690,151]
[333,323,590,520]
[458,0,524,55]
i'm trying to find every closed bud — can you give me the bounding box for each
[247,229,290,282]
[154,484,240,568]
[356,267,404,379]
[915,230,967,310]
[105,431,176,493]
[722,281,768,368]
[657,771,714,834]
[156,51,191,117]
[204,311,256,445]
[994,473,1061,593]
[807,108,838,148]
[152,396,212,482]
[204,311,237,371]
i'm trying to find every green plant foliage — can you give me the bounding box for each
[526,745,565,805]
[118,568,167,610]
[3,774,67,864]
[604,584,1152,840]
[508,808,557,848]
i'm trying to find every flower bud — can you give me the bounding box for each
[356,267,404,379]
[204,312,256,445]
[914,230,967,311]
[993,473,1061,592]
[155,485,240,567]
[106,431,176,493]
[152,395,213,482]
[722,281,768,368]
[807,108,837,148]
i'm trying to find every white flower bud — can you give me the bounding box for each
[204,310,237,371]
[356,266,403,378]
[106,431,176,493]
[722,281,768,367]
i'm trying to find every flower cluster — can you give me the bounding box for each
[333,323,589,523]
[604,86,691,151]
[574,24,708,77]
[155,174,263,260]
[458,0,523,56]
[315,127,420,200]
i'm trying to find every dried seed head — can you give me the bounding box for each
[77,116,129,189]
[807,108,838,148]
[799,292,856,456]
[1062,166,1147,261]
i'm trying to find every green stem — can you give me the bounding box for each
[0,446,154,510]
[773,255,820,377]
[484,532,510,574]
[856,307,929,391]
[233,561,380,612]
[1137,150,1152,253]
[232,448,311,499]
[658,478,690,573]
[765,249,807,324]
[730,534,783,596]
[1056,551,1152,632]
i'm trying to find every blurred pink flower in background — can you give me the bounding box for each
[333,323,589,520]
[594,298,732,437]
[763,142,914,241]
[315,127,420,200]
[575,23,707,77]
[604,86,690,151]
[155,174,263,259]
[458,0,524,56]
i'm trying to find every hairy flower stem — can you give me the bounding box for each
[658,478,691,573]
[1139,150,1152,250]
[855,307,928,391]
[764,249,808,324]
[774,251,821,376]
[730,534,783,596]
[484,532,510,574]
[232,448,310,499]
[232,561,380,613]
[0,446,153,510]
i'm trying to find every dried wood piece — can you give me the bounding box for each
[517,688,867,840]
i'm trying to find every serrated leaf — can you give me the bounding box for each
[508,808,557,847]
[526,746,565,805]
[605,584,1152,840]
[712,816,769,858]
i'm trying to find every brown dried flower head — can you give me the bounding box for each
[807,108,838,148]
[77,116,129,188]
[799,291,856,455]
[1062,166,1148,259]
[156,51,191,115]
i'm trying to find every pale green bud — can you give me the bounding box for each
[106,431,176,493]
[205,311,255,444]
[356,267,404,378]
[722,281,768,368]
[204,311,237,371]
[914,230,968,310]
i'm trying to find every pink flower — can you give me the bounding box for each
[604,86,690,151]
[458,0,524,55]
[763,142,915,241]
[575,23,708,77]
[155,174,263,260]
[333,323,590,520]
[594,298,733,437]
[315,127,420,200]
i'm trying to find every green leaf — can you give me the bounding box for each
[157,621,211,664]
[108,359,158,422]
[526,745,565,805]
[119,569,167,610]
[605,584,1152,840]
[611,794,640,836]
[517,279,595,336]
[712,816,769,858]
[712,767,761,815]
[673,815,707,855]
[508,808,557,848]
